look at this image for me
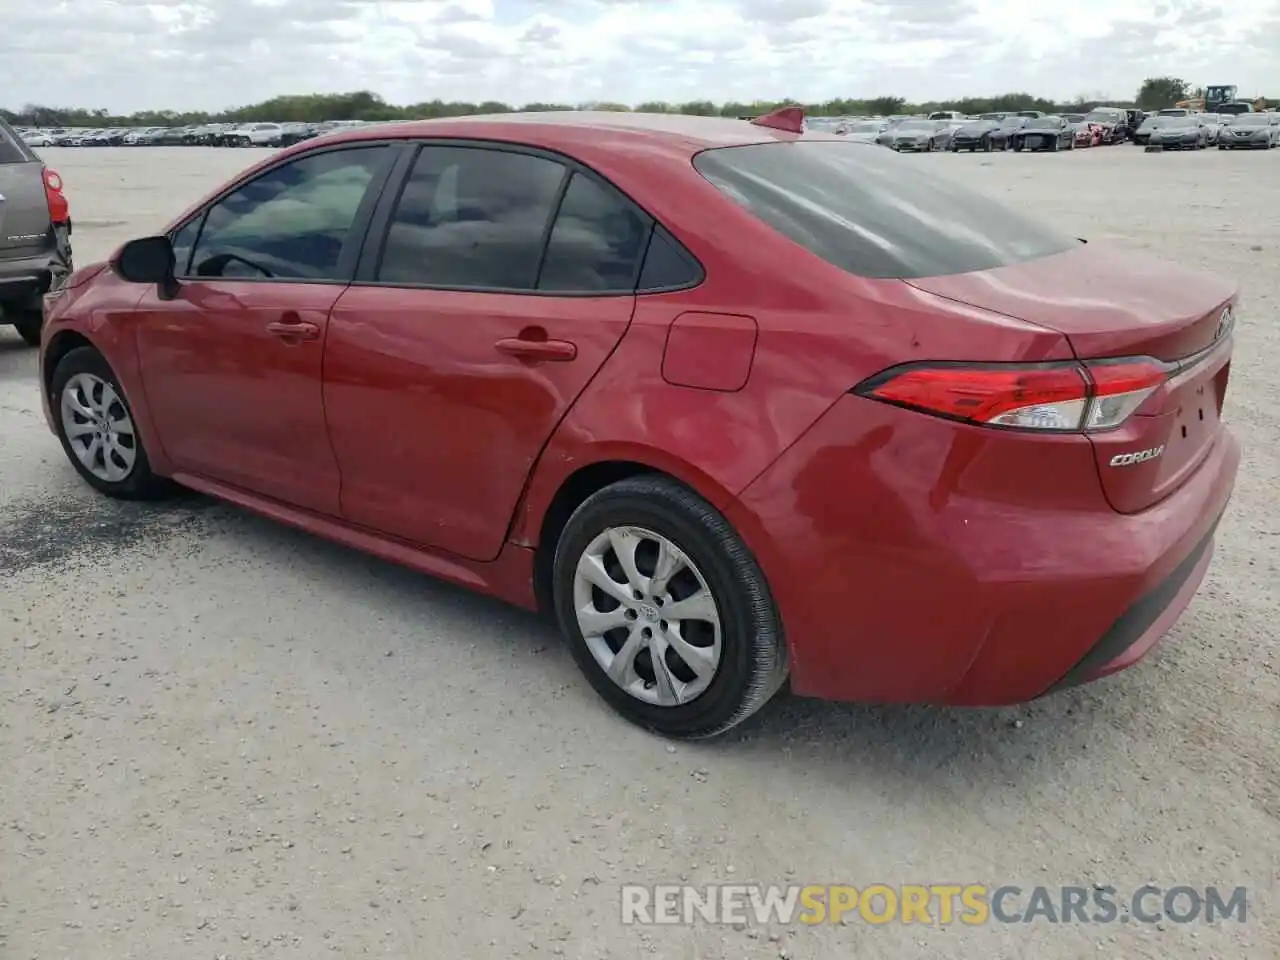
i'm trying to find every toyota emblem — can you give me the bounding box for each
[1215,306,1232,341]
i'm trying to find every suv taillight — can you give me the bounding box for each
[854,358,1173,432]
[42,168,70,225]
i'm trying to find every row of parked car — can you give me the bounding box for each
[15,120,375,149]
[1131,111,1280,149]
[810,105,1279,153]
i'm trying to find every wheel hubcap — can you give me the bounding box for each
[573,526,723,707]
[60,373,137,483]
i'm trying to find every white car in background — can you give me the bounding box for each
[226,122,285,147]
[22,131,54,147]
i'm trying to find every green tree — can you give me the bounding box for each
[865,96,906,116]
[1136,77,1190,109]
[676,100,719,116]
[0,88,1158,129]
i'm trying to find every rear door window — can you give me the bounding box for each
[693,141,1077,279]
[376,145,567,290]
[536,172,652,293]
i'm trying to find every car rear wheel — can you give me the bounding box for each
[552,475,788,739]
[51,347,179,500]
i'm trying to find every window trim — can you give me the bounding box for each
[167,140,405,286]
[351,137,704,298]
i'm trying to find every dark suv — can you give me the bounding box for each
[0,117,72,345]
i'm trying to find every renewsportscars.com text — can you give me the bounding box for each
[620,884,1249,926]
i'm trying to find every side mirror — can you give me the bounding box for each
[114,235,179,300]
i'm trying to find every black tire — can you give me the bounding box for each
[50,346,180,500]
[9,309,43,346]
[552,475,788,739]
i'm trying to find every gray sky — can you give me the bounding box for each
[4,0,1278,112]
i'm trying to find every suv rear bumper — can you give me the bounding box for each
[0,249,56,304]
[0,226,71,311]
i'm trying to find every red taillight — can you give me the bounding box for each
[43,168,70,224]
[856,358,1173,432]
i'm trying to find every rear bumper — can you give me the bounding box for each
[1043,515,1220,693]
[726,394,1240,706]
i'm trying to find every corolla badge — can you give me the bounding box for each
[1109,446,1165,467]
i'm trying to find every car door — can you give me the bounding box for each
[132,143,397,514]
[323,142,651,561]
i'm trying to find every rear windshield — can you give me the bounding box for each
[692,141,1077,280]
[0,119,35,163]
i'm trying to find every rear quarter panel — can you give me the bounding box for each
[510,168,1075,547]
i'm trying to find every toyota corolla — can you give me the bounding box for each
[37,108,1240,739]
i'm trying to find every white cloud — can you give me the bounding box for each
[2,0,1277,112]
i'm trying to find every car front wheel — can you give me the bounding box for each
[51,346,179,500]
[552,475,788,739]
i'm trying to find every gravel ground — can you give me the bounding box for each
[1,145,1277,959]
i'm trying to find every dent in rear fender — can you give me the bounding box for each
[724,393,1121,702]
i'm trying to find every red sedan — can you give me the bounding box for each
[1073,121,1105,147]
[37,109,1239,738]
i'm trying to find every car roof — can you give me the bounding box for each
[304,110,831,160]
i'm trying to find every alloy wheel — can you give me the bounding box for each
[572,525,723,707]
[60,372,137,482]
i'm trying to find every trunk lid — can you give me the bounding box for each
[0,161,53,256]
[906,243,1237,513]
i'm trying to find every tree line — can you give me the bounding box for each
[2,77,1266,128]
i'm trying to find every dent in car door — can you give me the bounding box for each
[323,146,652,561]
